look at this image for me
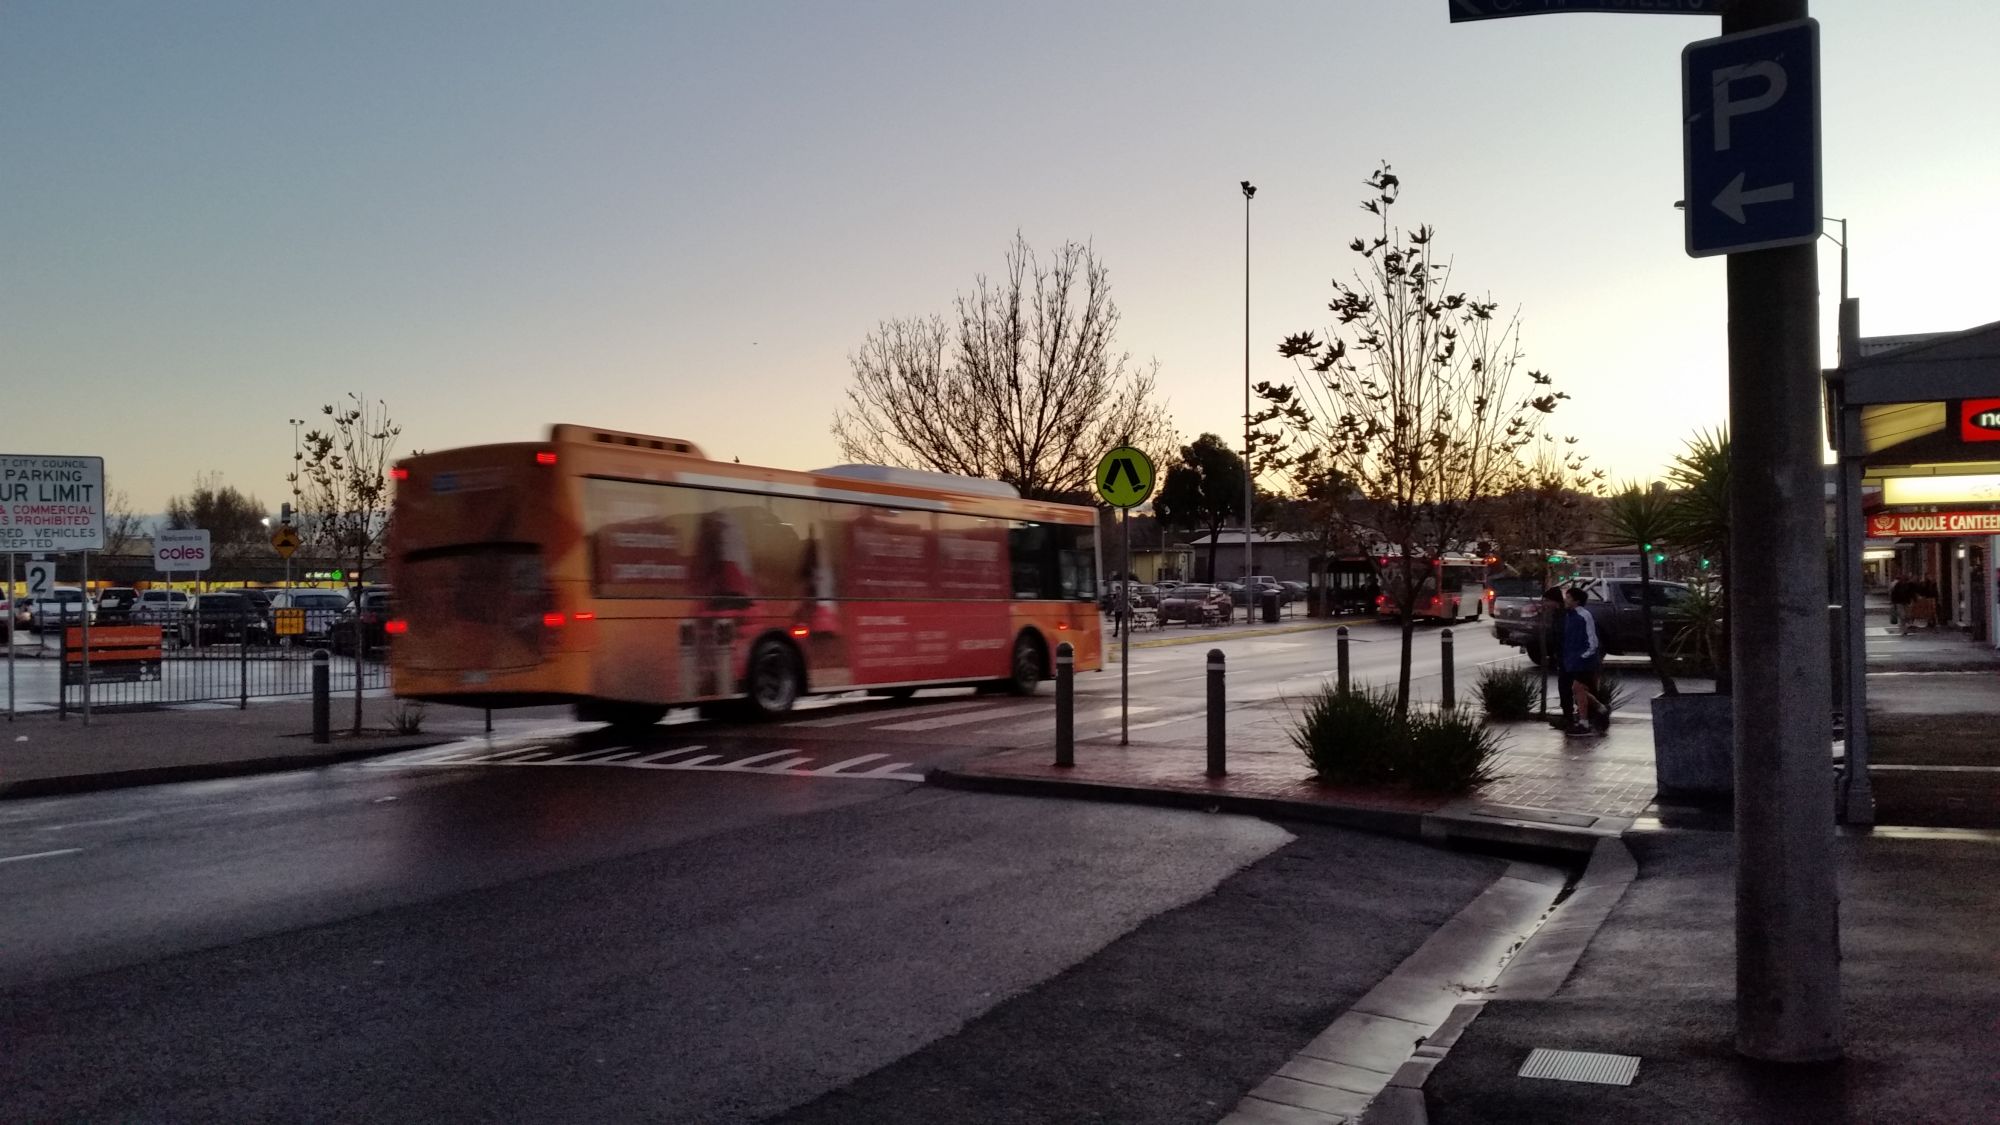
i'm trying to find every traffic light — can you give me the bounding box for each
[1699,557,1712,570]
[1652,551,1667,565]
[1546,553,1564,564]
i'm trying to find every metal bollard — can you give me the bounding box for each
[1336,626,1350,695]
[1441,628,1455,711]
[1206,648,1226,776]
[240,625,251,710]
[1054,642,1074,767]
[311,648,331,744]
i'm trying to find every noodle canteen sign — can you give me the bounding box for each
[0,454,105,552]
[1868,511,2000,538]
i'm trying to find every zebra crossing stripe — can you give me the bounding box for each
[783,699,992,728]
[812,753,890,774]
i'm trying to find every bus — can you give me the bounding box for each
[385,425,1103,725]
[1374,551,1489,623]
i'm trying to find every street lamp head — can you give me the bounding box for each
[1241,181,1256,199]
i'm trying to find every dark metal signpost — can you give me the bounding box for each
[1450,0,1841,1064]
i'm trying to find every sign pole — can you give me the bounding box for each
[6,553,14,722]
[80,550,91,726]
[1121,504,1131,746]
[1717,0,1841,1064]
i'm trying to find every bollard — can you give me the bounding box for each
[1206,648,1226,776]
[1054,642,1074,768]
[485,707,494,735]
[311,648,331,744]
[240,624,251,710]
[1336,626,1350,695]
[1441,628,1455,711]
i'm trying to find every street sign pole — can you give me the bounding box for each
[80,549,91,726]
[1709,0,1841,1064]
[6,553,14,722]
[1095,445,1157,750]
[1121,505,1131,746]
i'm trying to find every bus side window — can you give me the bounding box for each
[1055,524,1097,600]
[1009,523,1051,599]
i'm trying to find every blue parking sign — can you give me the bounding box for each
[1682,19,1820,258]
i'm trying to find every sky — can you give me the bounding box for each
[5,0,1998,514]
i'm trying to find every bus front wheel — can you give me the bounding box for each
[747,638,802,717]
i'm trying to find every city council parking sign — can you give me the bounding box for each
[0,454,105,552]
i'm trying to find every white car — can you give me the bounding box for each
[266,589,350,639]
[131,589,191,625]
[29,588,88,633]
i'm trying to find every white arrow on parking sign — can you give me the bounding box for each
[1711,172,1796,224]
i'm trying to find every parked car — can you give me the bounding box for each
[93,586,140,624]
[1485,576,1547,649]
[1224,578,1285,607]
[132,589,191,626]
[29,589,88,633]
[1160,584,1232,625]
[1280,580,1309,604]
[1500,578,1694,667]
[267,589,350,640]
[10,596,30,635]
[331,587,397,656]
[180,592,273,647]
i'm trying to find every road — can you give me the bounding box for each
[0,620,1515,1123]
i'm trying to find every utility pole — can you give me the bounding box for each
[1722,0,1842,1064]
[1241,180,1256,624]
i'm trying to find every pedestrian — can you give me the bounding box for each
[1540,587,1572,729]
[1889,573,1911,633]
[1563,587,1606,737]
[1110,583,1129,638]
[1919,577,1941,630]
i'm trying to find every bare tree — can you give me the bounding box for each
[833,233,1175,501]
[100,488,148,558]
[1261,165,1563,711]
[299,394,402,734]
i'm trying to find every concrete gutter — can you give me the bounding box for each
[0,738,440,800]
[927,768,1629,858]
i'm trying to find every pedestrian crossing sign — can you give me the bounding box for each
[1095,446,1155,509]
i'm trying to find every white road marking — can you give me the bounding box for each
[625,745,708,764]
[0,848,82,865]
[783,699,991,728]
[683,750,806,771]
[875,704,1029,732]
[812,753,890,774]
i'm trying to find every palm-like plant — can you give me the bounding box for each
[1665,428,1730,691]
[1600,483,1678,695]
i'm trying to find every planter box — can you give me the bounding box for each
[1653,692,1732,801]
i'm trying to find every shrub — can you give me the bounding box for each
[1403,706,1505,794]
[1290,683,1403,786]
[390,700,427,735]
[1594,673,1629,717]
[1477,665,1539,722]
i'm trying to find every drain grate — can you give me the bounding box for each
[1518,1047,1640,1086]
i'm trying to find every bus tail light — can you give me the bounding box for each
[543,612,566,628]
[535,451,559,466]
[572,611,595,621]
[790,625,810,638]
[390,467,410,481]
[1056,621,1069,630]
[384,618,409,636]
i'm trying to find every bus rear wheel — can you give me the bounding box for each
[747,638,802,717]
[1005,633,1045,696]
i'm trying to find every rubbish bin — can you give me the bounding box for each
[1261,591,1281,623]
[1306,588,1324,618]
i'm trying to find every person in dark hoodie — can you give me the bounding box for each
[1563,587,1607,736]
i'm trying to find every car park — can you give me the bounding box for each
[267,589,350,640]
[29,589,88,633]
[132,589,191,626]
[93,587,140,624]
[181,592,273,647]
[1159,583,1232,625]
[330,587,396,656]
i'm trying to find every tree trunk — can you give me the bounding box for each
[1394,554,1418,714]
[1637,553,1678,695]
[1205,528,1220,584]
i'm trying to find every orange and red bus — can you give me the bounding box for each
[386,425,1103,725]
[1375,551,1490,623]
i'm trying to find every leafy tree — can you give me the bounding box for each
[1261,165,1564,711]
[299,394,403,733]
[1152,434,1247,582]
[832,233,1176,501]
[1600,483,1678,695]
[164,473,270,570]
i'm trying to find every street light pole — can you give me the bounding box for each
[1241,180,1256,624]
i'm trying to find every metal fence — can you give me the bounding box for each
[48,614,389,713]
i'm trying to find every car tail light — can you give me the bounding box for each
[543,612,566,628]
[535,451,558,466]
[384,619,409,636]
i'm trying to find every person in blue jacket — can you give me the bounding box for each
[1562,587,1607,735]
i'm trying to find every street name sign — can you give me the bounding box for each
[154,529,213,573]
[1683,18,1821,258]
[0,454,105,553]
[1449,0,1719,21]
[1095,446,1156,509]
